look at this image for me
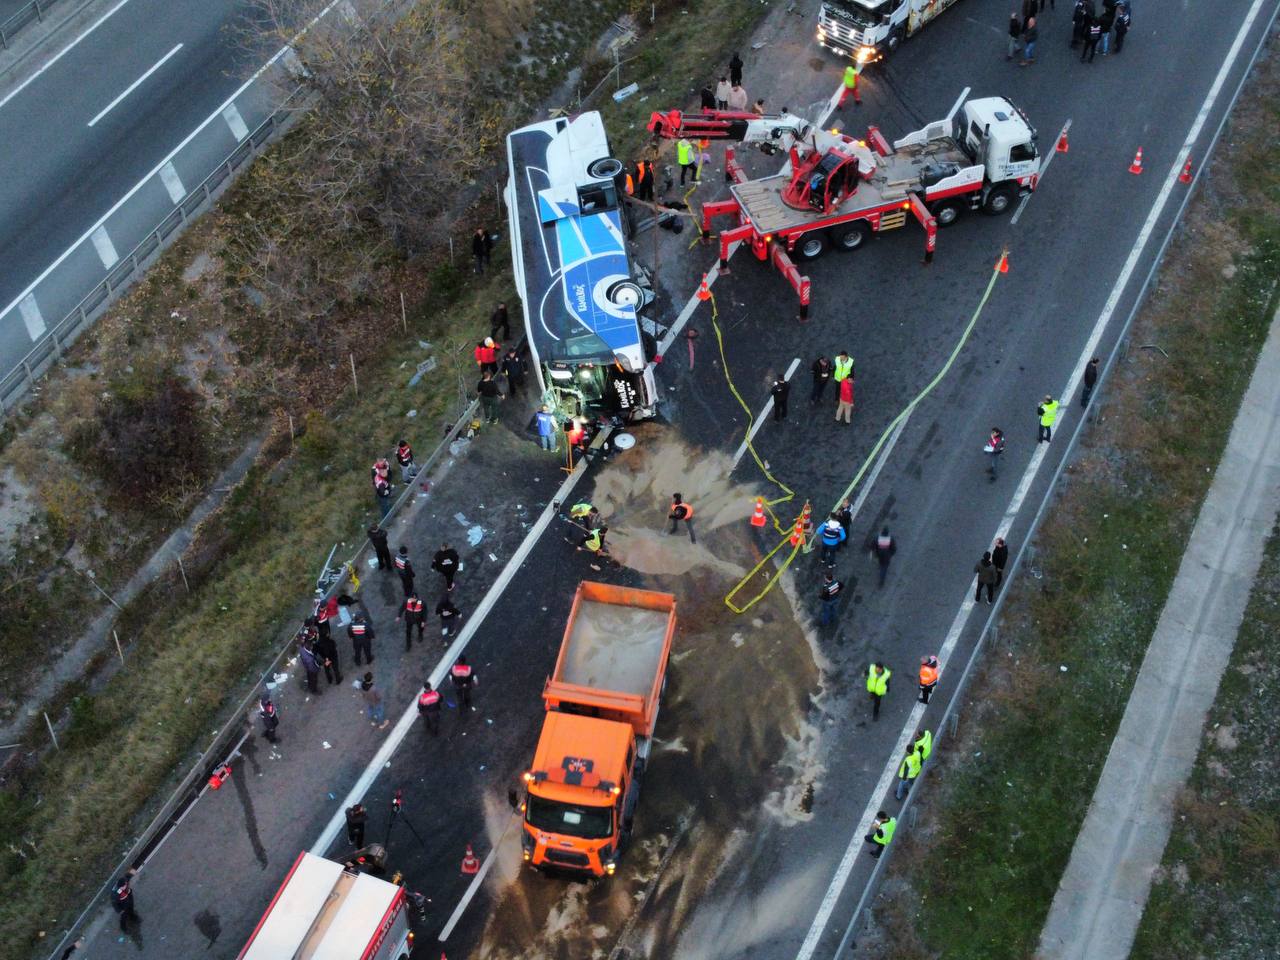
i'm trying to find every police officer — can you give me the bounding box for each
[418,682,442,735]
[315,595,336,645]
[395,439,417,482]
[819,572,843,626]
[399,593,425,649]
[112,869,140,930]
[436,594,461,637]
[918,655,939,704]
[368,522,392,570]
[346,803,367,848]
[873,526,896,587]
[1037,394,1060,443]
[451,655,477,709]
[395,546,415,598]
[314,620,342,685]
[349,613,375,666]
[867,662,891,720]
[864,812,896,858]
[895,747,922,800]
[432,542,459,592]
[259,694,280,743]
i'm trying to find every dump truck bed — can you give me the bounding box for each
[545,582,677,737]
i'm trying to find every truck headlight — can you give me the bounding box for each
[604,860,617,876]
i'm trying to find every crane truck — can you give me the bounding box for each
[237,852,414,960]
[647,88,1040,316]
[505,111,659,423]
[816,0,967,62]
[517,581,677,877]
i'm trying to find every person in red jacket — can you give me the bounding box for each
[474,337,500,374]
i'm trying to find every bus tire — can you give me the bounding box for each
[606,278,644,307]
[983,184,1017,216]
[829,220,873,252]
[587,157,624,180]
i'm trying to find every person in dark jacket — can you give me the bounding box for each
[1081,14,1102,61]
[502,349,526,395]
[729,51,744,86]
[1007,13,1022,60]
[699,85,717,110]
[314,624,342,684]
[1020,16,1038,64]
[111,869,140,930]
[1071,0,1088,46]
[1113,4,1130,52]
[472,227,493,273]
[299,638,321,694]
[348,614,375,666]
[872,526,896,587]
[771,377,790,421]
[992,537,1010,587]
[395,546,415,598]
[1082,356,1100,407]
[490,302,511,341]
[368,522,392,570]
[346,803,367,848]
[477,371,503,424]
[1097,4,1115,53]
[432,543,460,591]
[437,594,461,637]
[811,356,833,405]
[259,694,280,743]
[974,551,998,603]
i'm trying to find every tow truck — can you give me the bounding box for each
[647,88,1040,317]
[817,0,967,62]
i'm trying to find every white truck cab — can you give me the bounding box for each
[956,97,1040,186]
[817,0,966,60]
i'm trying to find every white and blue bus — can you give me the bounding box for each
[505,112,658,422]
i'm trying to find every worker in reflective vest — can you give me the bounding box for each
[913,728,933,762]
[1037,394,1060,443]
[395,440,417,482]
[395,547,415,598]
[833,350,854,382]
[348,614,375,666]
[418,682,442,735]
[451,656,477,709]
[399,593,425,650]
[839,62,861,108]
[635,159,654,202]
[918,655,939,704]
[667,493,696,543]
[569,502,603,530]
[867,662,891,720]
[865,811,896,858]
[677,137,697,185]
[895,747,922,800]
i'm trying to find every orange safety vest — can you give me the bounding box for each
[624,173,635,195]
[919,663,939,687]
[673,503,695,519]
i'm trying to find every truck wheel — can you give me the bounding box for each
[885,26,905,53]
[829,221,872,252]
[794,234,827,261]
[983,185,1017,216]
[931,199,964,228]
[587,157,624,180]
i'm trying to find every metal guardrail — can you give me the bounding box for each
[0,0,64,48]
[44,389,483,960]
[0,97,296,421]
[829,6,1280,955]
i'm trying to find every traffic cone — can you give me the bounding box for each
[461,843,480,875]
[996,251,1009,274]
[1128,147,1144,175]
[1055,131,1069,154]
[789,513,805,547]
[750,497,767,528]
[1179,157,1193,184]
[801,502,813,539]
[696,275,712,301]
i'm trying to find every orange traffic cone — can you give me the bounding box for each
[1178,157,1193,184]
[1128,147,1144,175]
[801,502,813,538]
[789,513,805,547]
[1055,131,1069,154]
[696,275,711,301]
[750,497,767,528]
[996,251,1009,274]
[461,844,480,875]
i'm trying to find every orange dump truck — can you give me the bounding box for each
[519,581,677,877]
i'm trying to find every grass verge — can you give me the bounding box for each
[0,1,777,955]
[1127,516,1280,960]
[856,40,1280,960]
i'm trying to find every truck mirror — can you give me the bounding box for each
[508,788,520,811]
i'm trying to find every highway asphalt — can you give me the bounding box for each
[61,0,1280,958]
[0,0,260,378]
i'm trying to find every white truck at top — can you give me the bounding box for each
[817,0,966,61]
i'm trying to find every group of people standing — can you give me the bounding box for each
[1007,0,1132,65]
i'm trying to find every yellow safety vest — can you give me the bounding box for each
[873,817,897,846]
[1039,400,1059,427]
[899,751,921,779]
[866,665,890,696]
[914,730,932,762]
[834,356,854,381]
[677,139,693,166]
[843,65,858,90]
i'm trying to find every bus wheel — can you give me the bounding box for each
[606,279,644,307]
[588,157,624,179]
[829,221,872,252]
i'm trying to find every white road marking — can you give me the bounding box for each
[0,0,349,331]
[87,43,183,127]
[309,432,607,856]
[846,412,910,524]
[1012,118,1072,225]
[158,161,186,203]
[655,241,741,356]
[0,0,137,113]
[222,103,250,141]
[18,294,45,340]
[794,1,1272,955]
[89,226,119,269]
[437,813,521,942]
[731,356,801,468]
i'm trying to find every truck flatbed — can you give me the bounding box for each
[730,135,970,236]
